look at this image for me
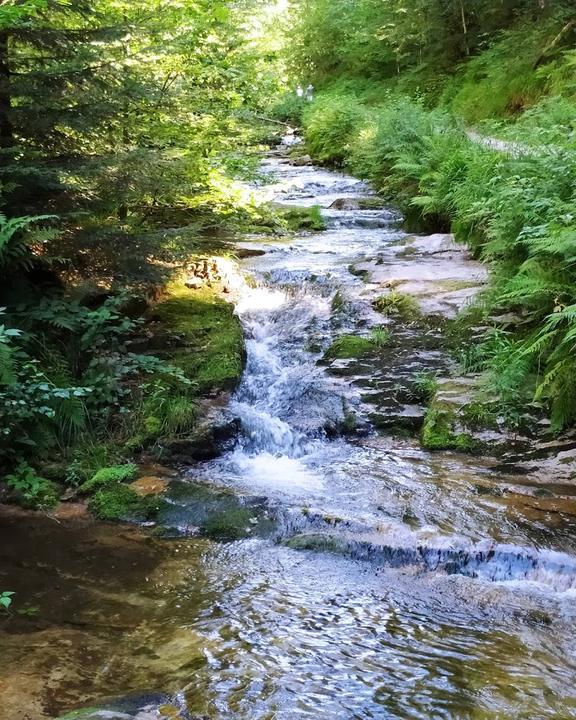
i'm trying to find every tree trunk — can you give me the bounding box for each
[0,31,14,149]
[459,0,469,56]
[533,20,575,69]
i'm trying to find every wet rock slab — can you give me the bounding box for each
[357,232,488,319]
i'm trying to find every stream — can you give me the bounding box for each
[2,147,576,719]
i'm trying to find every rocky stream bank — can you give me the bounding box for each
[3,141,576,719]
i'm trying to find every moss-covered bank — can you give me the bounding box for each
[154,279,245,393]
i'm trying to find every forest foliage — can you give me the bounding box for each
[282,0,576,430]
[0,0,285,503]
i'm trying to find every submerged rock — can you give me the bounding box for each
[130,476,170,497]
[155,480,276,539]
[57,693,194,720]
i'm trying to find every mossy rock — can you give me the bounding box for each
[285,533,346,553]
[421,405,478,452]
[88,484,161,521]
[80,464,138,494]
[154,284,245,394]
[156,480,276,539]
[357,197,388,210]
[324,334,374,360]
[201,506,256,540]
[281,205,326,232]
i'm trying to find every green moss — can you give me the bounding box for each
[80,463,138,493]
[88,484,160,521]
[282,204,326,232]
[201,507,255,540]
[421,406,477,452]
[372,291,420,321]
[324,334,374,360]
[155,283,245,394]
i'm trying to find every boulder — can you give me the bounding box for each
[288,154,312,166]
[164,418,240,462]
[329,198,360,210]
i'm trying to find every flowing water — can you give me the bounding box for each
[3,148,576,719]
[170,151,576,718]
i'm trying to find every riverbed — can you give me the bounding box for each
[2,149,576,719]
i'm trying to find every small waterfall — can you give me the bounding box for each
[187,149,576,597]
[230,402,304,456]
[278,507,576,592]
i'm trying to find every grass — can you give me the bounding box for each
[373,292,420,321]
[410,372,439,404]
[282,205,326,232]
[370,327,391,347]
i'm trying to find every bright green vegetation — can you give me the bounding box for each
[410,373,439,404]
[421,406,478,453]
[79,461,162,521]
[154,282,245,393]
[284,0,576,431]
[324,335,374,360]
[5,463,59,510]
[244,204,326,235]
[80,464,138,494]
[89,484,160,522]
[460,401,499,431]
[373,293,420,321]
[281,205,326,232]
[324,330,391,360]
[370,327,391,348]
[0,0,285,505]
[0,591,15,610]
[287,1,576,116]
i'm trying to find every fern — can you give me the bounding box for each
[0,214,57,273]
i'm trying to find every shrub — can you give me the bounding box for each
[302,92,368,164]
[5,462,59,510]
